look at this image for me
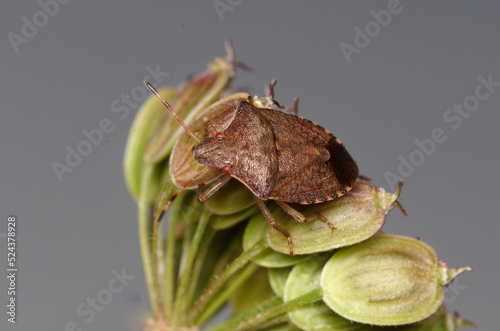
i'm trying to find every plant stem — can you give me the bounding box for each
[189,237,268,325]
[196,261,260,326]
[244,314,289,331]
[138,162,163,318]
[171,208,212,326]
[207,288,323,331]
[163,193,184,319]
[184,226,216,314]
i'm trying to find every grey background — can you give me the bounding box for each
[1,1,499,330]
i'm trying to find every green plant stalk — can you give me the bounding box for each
[184,226,216,315]
[207,289,323,331]
[151,216,164,317]
[245,314,290,331]
[210,295,283,331]
[189,237,269,325]
[196,261,260,326]
[176,194,202,274]
[138,162,163,318]
[163,193,184,319]
[178,215,195,283]
[172,208,213,326]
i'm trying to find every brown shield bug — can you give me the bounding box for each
[145,80,358,255]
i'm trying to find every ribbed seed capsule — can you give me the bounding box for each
[320,234,471,326]
[243,212,309,268]
[145,47,236,163]
[395,306,476,331]
[268,266,293,298]
[124,44,236,202]
[267,180,404,255]
[206,180,256,215]
[123,86,176,202]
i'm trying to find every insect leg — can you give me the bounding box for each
[154,188,182,224]
[275,200,336,232]
[197,173,231,202]
[254,197,294,256]
[155,167,216,224]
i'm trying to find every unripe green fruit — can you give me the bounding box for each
[320,234,471,326]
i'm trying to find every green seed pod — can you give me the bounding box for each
[284,253,353,331]
[206,180,256,215]
[229,266,275,315]
[268,267,293,298]
[277,250,474,331]
[211,205,260,230]
[145,50,236,163]
[267,180,403,255]
[394,305,476,331]
[243,212,309,268]
[320,234,472,326]
[123,86,176,201]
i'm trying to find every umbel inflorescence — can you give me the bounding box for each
[124,42,474,331]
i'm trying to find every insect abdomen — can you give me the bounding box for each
[268,135,358,204]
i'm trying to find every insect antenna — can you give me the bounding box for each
[144,80,201,143]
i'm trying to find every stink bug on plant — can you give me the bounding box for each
[145,80,358,255]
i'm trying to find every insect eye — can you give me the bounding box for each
[221,165,231,174]
[215,132,223,138]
